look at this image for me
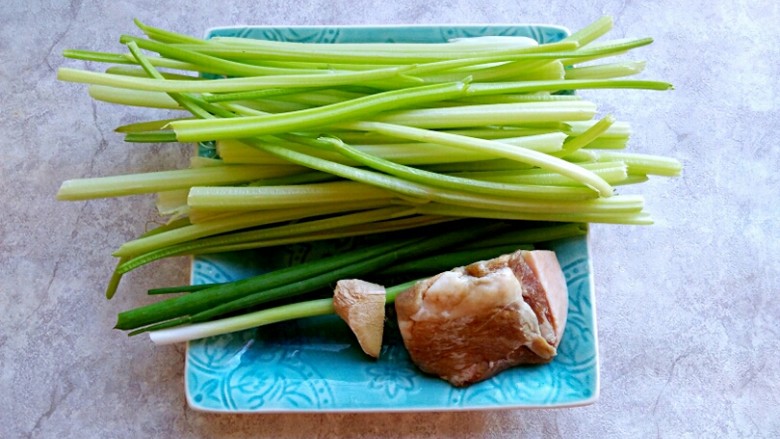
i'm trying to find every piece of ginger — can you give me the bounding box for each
[333,279,386,358]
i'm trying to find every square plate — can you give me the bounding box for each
[185,24,599,412]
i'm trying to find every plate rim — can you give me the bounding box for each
[204,22,570,37]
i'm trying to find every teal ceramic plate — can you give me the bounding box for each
[185,24,599,412]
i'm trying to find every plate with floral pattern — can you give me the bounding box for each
[185,24,598,412]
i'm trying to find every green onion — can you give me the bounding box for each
[117,221,507,331]
[147,297,336,344]
[144,219,589,343]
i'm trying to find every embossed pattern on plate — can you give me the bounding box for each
[186,236,598,412]
[185,24,598,412]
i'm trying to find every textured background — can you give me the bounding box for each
[1,0,778,437]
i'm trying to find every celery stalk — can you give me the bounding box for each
[322,137,598,200]
[56,165,304,200]
[344,121,614,196]
[186,181,398,211]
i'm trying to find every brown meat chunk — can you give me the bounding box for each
[394,250,568,387]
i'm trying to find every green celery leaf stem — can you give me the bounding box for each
[124,130,179,143]
[168,40,577,64]
[449,162,629,186]
[203,87,320,103]
[57,64,416,93]
[116,119,190,133]
[204,36,574,55]
[321,137,598,201]
[133,19,207,45]
[343,121,613,197]
[63,49,134,64]
[464,78,672,97]
[559,114,615,155]
[121,35,332,77]
[62,49,207,73]
[126,40,236,124]
[125,41,214,120]
[168,82,469,142]
[104,66,198,80]
[105,257,128,299]
[416,60,554,83]
[245,139,434,200]
[246,137,638,219]
[563,16,614,47]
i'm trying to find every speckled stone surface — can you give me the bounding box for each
[1,0,778,437]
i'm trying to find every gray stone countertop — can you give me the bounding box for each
[1,0,778,437]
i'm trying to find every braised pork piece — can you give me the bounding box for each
[394,250,568,387]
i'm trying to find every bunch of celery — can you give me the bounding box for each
[57,16,680,301]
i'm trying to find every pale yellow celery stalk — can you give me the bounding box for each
[189,156,224,167]
[343,121,614,197]
[156,190,189,218]
[565,61,646,80]
[415,202,653,225]
[57,164,306,200]
[216,133,566,166]
[565,120,631,138]
[114,199,399,258]
[589,151,683,176]
[89,85,180,109]
[371,101,597,129]
[187,181,399,211]
[453,162,629,186]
